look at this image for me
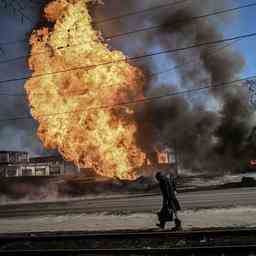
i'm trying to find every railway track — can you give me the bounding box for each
[1,245,256,255]
[0,228,256,255]
[1,228,256,241]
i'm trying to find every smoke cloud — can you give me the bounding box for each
[93,0,256,173]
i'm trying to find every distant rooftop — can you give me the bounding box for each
[0,151,28,154]
[29,155,63,163]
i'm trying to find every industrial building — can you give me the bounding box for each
[0,151,79,178]
[0,149,177,178]
[144,149,176,166]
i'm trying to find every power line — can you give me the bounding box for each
[0,0,190,46]
[1,2,255,65]
[0,37,241,97]
[0,31,255,86]
[0,74,254,123]
[8,0,33,24]
[92,0,190,24]
[89,76,254,110]
[0,38,27,46]
[106,2,256,39]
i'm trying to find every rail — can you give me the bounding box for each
[1,228,256,242]
[1,228,256,255]
[1,244,256,255]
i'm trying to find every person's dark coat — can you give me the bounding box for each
[168,175,181,211]
[157,203,173,222]
[158,174,181,212]
[156,172,182,228]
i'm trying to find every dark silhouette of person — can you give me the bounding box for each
[155,171,182,230]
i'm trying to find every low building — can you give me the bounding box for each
[145,150,176,165]
[0,151,28,164]
[0,149,178,178]
[0,152,79,178]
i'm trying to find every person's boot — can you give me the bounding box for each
[171,218,182,231]
[156,221,165,229]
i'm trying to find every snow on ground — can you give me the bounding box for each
[185,172,256,187]
[0,193,129,206]
[187,174,242,187]
[1,207,256,233]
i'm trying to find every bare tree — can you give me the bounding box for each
[0,0,43,24]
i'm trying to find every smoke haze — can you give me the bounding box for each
[93,0,256,172]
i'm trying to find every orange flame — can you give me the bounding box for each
[25,0,146,179]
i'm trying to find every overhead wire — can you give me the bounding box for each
[0,74,254,123]
[0,0,190,46]
[9,0,34,24]
[0,37,241,97]
[0,2,255,65]
[92,0,190,24]
[0,1,253,122]
[105,2,256,40]
[0,31,255,86]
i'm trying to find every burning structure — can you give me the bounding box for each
[0,149,176,179]
[23,0,256,179]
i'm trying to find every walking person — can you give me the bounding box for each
[155,172,182,230]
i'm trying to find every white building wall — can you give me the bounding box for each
[1,159,80,178]
[17,167,22,177]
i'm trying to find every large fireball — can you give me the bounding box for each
[25,0,145,179]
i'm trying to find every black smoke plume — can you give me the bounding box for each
[148,2,255,172]
[93,0,256,173]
